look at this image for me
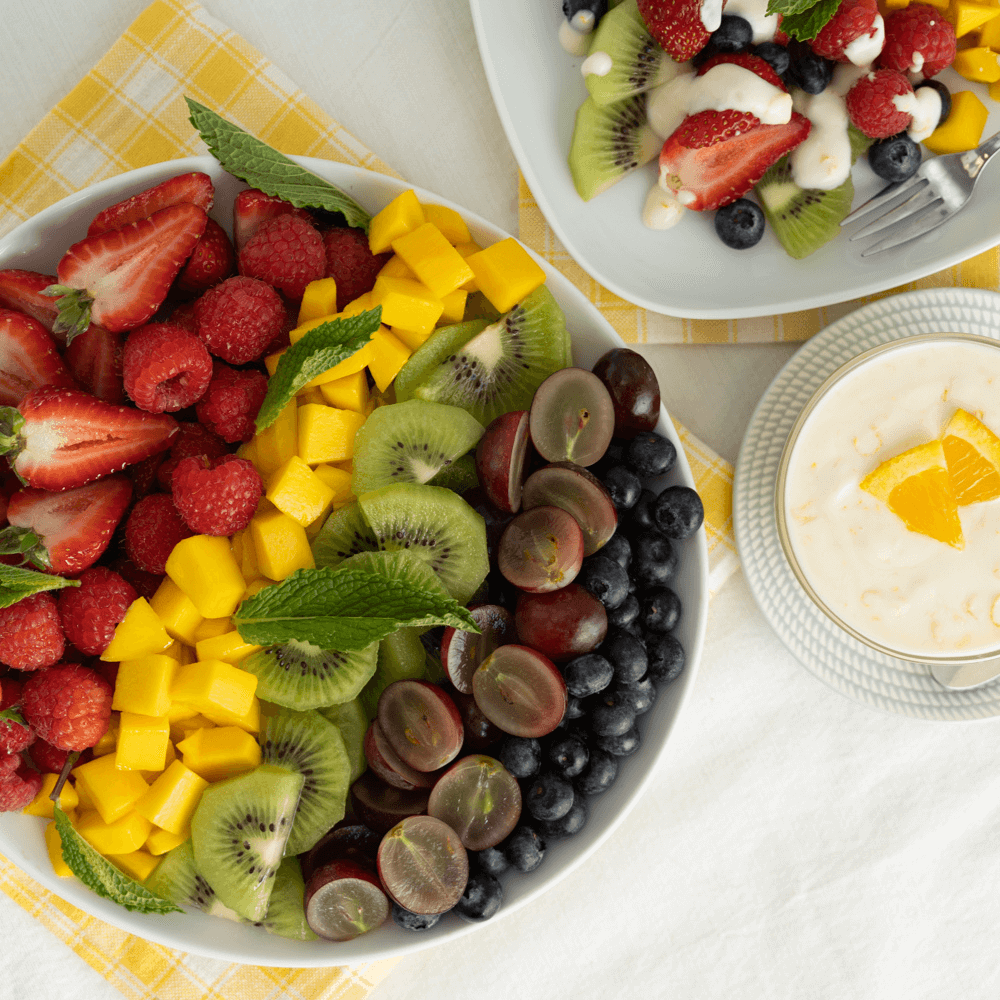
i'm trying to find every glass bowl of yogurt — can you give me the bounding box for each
[776,332,1000,666]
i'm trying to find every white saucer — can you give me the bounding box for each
[733,287,1000,721]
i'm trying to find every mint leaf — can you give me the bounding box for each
[778,0,840,40]
[0,707,26,729]
[0,563,79,610]
[765,0,821,16]
[185,98,371,231]
[233,551,479,648]
[53,805,182,915]
[255,309,382,431]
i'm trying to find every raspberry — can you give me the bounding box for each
[109,556,164,600]
[128,452,166,498]
[175,217,236,297]
[811,0,880,62]
[57,566,138,656]
[322,227,391,311]
[239,214,326,300]
[172,454,263,536]
[878,4,955,78]
[0,760,42,812]
[195,275,287,364]
[156,420,230,490]
[0,677,33,755]
[0,593,65,671]
[123,322,213,413]
[21,663,113,751]
[195,362,268,443]
[124,492,193,575]
[846,69,915,138]
[28,736,80,774]
[168,300,199,332]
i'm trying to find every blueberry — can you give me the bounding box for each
[711,14,753,51]
[474,845,510,876]
[538,797,589,840]
[646,632,686,685]
[563,652,614,698]
[714,198,765,250]
[753,41,790,77]
[641,587,683,634]
[868,133,922,183]
[613,676,657,716]
[626,431,677,478]
[915,79,951,128]
[525,771,575,821]
[392,903,444,932]
[631,531,678,588]
[503,824,546,872]
[562,0,608,24]
[546,733,590,778]
[562,694,588,722]
[601,627,648,685]
[602,464,642,510]
[607,592,640,630]
[595,725,641,757]
[574,747,618,795]
[602,532,632,572]
[626,488,659,534]
[454,870,503,923]
[588,690,636,737]
[788,48,832,94]
[499,735,541,778]
[578,554,629,609]
[621,618,644,639]
[653,485,705,539]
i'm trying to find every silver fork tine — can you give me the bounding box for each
[840,175,929,227]
[859,202,953,256]
[847,183,944,241]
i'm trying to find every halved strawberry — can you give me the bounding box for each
[0,271,60,337]
[46,203,208,337]
[63,324,124,405]
[1,476,132,574]
[87,172,214,236]
[659,109,811,211]
[0,310,77,406]
[0,386,177,491]
[232,188,312,254]
[697,53,788,91]
[638,0,711,62]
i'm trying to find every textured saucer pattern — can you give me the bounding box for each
[734,287,1000,721]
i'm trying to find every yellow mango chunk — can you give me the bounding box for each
[116,713,170,772]
[368,327,413,393]
[145,826,189,855]
[176,725,262,782]
[371,275,444,335]
[195,630,262,666]
[948,0,999,35]
[379,254,416,280]
[193,616,233,644]
[298,276,339,323]
[953,45,1000,79]
[980,12,1000,46]
[139,740,177,783]
[465,238,546,313]
[266,455,336,526]
[319,369,369,413]
[439,289,468,325]
[453,240,483,258]
[288,313,337,345]
[112,654,178,718]
[73,753,149,824]
[342,292,375,317]
[298,403,366,464]
[230,527,261,585]
[165,535,245,619]
[264,351,284,377]
[250,507,316,579]
[149,578,204,646]
[296,387,326,406]
[134,760,209,835]
[391,223,475,299]
[74,780,95,812]
[77,810,152,856]
[171,660,258,728]
[168,712,215,744]
[922,90,989,153]
[254,399,299,476]
[422,203,472,245]
[305,338,377,388]
[391,326,433,352]
[312,464,354,507]
[369,189,425,255]
[91,715,119,757]
[24,772,79,819]
[243,578,273,599]
[45,821,73,877]
[100,598,172,662]
[108,850,160,882]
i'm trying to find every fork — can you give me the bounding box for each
[840,129,1000,256]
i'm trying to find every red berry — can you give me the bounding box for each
[194,275,287,364]
[878,4,956,78]
[123,322,213,413]
[168,300,199,332]
[28,736,81,773]
[0,677,33,756]
[322,228,390,311]
[174,217,236,297]
[239,214,326,300]
[195,362,268,444]
[696,53,787,91]
[156,420,230,490]
[637,0,710,62]
[172,454,262,536]
[845,69,915,138]
[232,188,312,254]
[109,556,163,601]
[0,593,65,671]
[58,566,138,657]
[810,0,881,62]
[21,663,113,751]
[124,492,193,575]
[0,761,42,812]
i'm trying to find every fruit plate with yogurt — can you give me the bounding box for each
[0,155,709,965]
[733,285,1000,720]
[469,0,1000,320]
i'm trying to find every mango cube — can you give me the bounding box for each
[297,403,366,464]
[171,660,258,728]
[145,826,189,855]
[264,351,284,377]
[421,203,471,245]
[24,772,79,819]
[266,455,336,527]
[465,238,546,313]
[391,326,433,352]
[922,90,989,153]
[231,527,262,585]
[73,753,149,824]
[134,760,209,835]
[369,189,425,255]
[297,386,326,406]
[165,535,245,619]
[312,464,354,507]
[139,740,176,783]
[108,850,160,882]
[193,617,234,644]
[195,630,262,666]
[306,338,377,388]
[91,715,119,757]
[100,598,172,662]
[112,655,178,717]
[948,0,999,35]
[250,508,315,580]
[116,713,170,772]
[45,821,73,877]
[149,578,204,646]
[298,276,339,323]
[391,223,475,299]
[367,327,413,393]
[952,46,1000,80]
[980,14,1000,47]
[176,725,262,782]
[254,399,299,476]
[453,241,483,258]
[371,276,443,335]
[318,370,369,413]
[168,712,215,744]
[439,289,468,325]
[77,810,152,856]
[243,578,273,599]
[379,254,416,280]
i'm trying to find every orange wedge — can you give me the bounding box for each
[860,440,964,549]
[941,408,1000,505]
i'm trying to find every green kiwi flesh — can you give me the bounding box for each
[261,708,351,855]
[412,285,569,426]
[144,840,241,920]
[318,697,369,781]
[312,501,379,569]
[428,451,479,493]
[351,398,484,495]
[190,764,304,921]
[249,857,316,940]
[394,318,490,403]
[569,92,659,201]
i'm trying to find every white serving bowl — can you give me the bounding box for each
[0,156,708,966]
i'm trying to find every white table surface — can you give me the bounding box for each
[3,3,1000,1000]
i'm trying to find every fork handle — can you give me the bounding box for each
[962,129,1000,179]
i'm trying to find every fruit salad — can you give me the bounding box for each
[0,101,703,944]
[561,0,997,256]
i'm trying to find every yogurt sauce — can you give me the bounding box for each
[784,338,1000,658]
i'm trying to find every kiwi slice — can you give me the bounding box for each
[359,626,429,721]
[569,92,659,201]
[242,638,379,710]
[351,399,485,495]
[394,318,490,403]
[428,451,479,493]
[261,708,351,855]
[145,840,241,920]
[250,857,316,940]
[318,697,368,780]
[357,483,488,604]
[412,285,568,426]
[190,763,304,922]
[584,0,677,106]
[312,501,379,569]
[463,292,502,324]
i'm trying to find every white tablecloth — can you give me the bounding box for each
[3,3,999,999]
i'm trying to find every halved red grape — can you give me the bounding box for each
[302,824,381,882]
[475,409,530,512]
[451,690,504,751]
[497,505,584,593]
[441,603,517,694]
[472,644,567,737]
[304,860,390,941]
[529,367,615,467]
[514,584,608,662]
[427,754,522,851]
[364,719,437,790]
[350,771,430,836]
[522,463,617,555]
[591,348,661,439]
[377,679,464,773]
[378,815,469,914]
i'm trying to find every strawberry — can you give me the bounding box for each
[696,53,788,91]
[87,171,215,237]
[0,385,177,491]
[232,188,312,254]
[2,476,132,574]
[46,203,208,337]
[63,323,124,405]
[810,0,881,63]
[637,0,711,63]
[0,309,77,406]
[174,217,236,296]
[659,110,812,211]
[0,270,60,338]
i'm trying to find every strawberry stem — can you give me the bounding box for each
[0,406,23,454]
[0,527,50,570]
[43,284,94,340]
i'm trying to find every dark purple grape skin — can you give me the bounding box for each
[602,465,642,510]
[392,902,444,932]
[607,593,640,630]
[502,824,547,872]
[588,690,636,737]
[577,554,629,610]
[546,733,589,779]
[641,587,682,634]
[626,431,677,478]
[537,796,588,840]
[595,726,641,757]
[452,690,504,752]
[653,485,705,539]
[600,628,647,686]
[562,652,614,698]
[499,735,542,778]
[574,748,618,795]
[591,349,661,440]
[514,584,608,664]
[301,825,381,883]
[525,772,575,821]
[631,532,678,589]
[350,771,431,837]
[453,870,504,922]
[646,632,686,685]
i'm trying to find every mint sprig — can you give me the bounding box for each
[0,564,79,610]
[776,0,841,41]
[185,98,371,231]
[255,309,381,432]
[233,551,479,648]
[53,805,182,915]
